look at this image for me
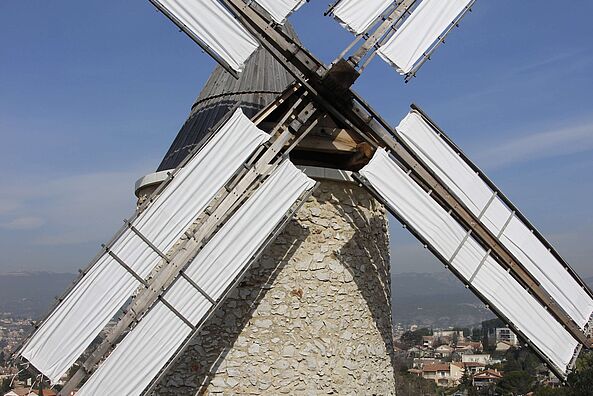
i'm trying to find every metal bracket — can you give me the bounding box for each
[158,296,196,331]
[179,272,216,305]
[124,220,170,263]
[102,244,148,287]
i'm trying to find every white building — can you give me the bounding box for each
[462,354,492,365]
[434,329,464,339]
[495,328,517,346]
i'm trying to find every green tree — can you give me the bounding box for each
[1,378,11,393]
[502,348,540,376]
[496,370,534,395]
[394,371,442,396]
[535,388,567,396]
[564,350,593,395]
[453,327,471,338]
[456,368,479,396]
[400,328,432,347]
[471,327,482,342]
[459,368,472,388]
[481,319,505,352]
[452,332,459,348]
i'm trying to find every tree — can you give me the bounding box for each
[452,332,459,349]
[502,348,540,376]
[564,351,593,396]
[394,371,442,396]
[534,350,593,395]
[456,368,479,396]
[481,318,505,351]
[1,378,11,393]
[453,327,471,338]
[496,371,534,395]
[471,327,482,342]
[535,388,567,396]
[400,328,432,348]
[459,368,472,388]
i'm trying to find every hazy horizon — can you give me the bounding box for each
[1,1,592,278]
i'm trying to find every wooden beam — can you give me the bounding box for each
[218,0,592,348]
[58,97,320,396]
[297,128,358,153]
[348,0,418,66]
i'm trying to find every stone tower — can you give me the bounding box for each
[136,27,396,395]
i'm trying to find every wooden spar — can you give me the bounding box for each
[348,0,418,67]
[410,103,593,301]
[352,172,574,381]
[142,182,319,395]
[25,2,591,391]
[57,99,321,396]
[219,0,592,348]
[13,97,246,367]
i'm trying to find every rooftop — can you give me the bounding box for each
[423,363,450,372]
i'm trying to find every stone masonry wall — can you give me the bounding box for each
[151,179,396,395]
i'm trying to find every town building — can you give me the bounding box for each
[454,361,486,375]
[473,369,504,390]
[495,340,515,352]
[485,326,518,349]
[416,362,469,387]
[435,344,454,358]
[3,389,57,396]
[462,354,492,365]
[422,336,435,348]
[421,363,453,387]
[434,329,464,339]
[496,328,517,346]
[412,358,440,369]
[457,340,483,352]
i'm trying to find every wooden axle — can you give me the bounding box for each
[220,0,592,350]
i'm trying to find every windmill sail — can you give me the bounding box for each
[15,0,593,390]
[150,0,259,73]
[377,0,473,74]
[76,160,316,396]
[359,148,581,376]
[329,0,393,35]
[396,109,593,329]
[17,108,270,384]
[253,0,307,24]
[215,0,591,351]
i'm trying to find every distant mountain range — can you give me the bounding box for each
[391,273,593,328]
[1,271,591,327]
[391,271,494,328]
[0,272,76,319]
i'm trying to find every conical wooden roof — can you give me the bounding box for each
[157,27,297,171]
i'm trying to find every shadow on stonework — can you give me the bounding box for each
[333,190,397,374]
[150,222,310,396]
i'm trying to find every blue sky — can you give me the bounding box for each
[0,1,592,277]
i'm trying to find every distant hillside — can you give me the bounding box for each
[392,272,494,328]
[1,271,591,325]
[0,272,76,319]
[392,272,593,328]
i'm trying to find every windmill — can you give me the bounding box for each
[12,0,593,395]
